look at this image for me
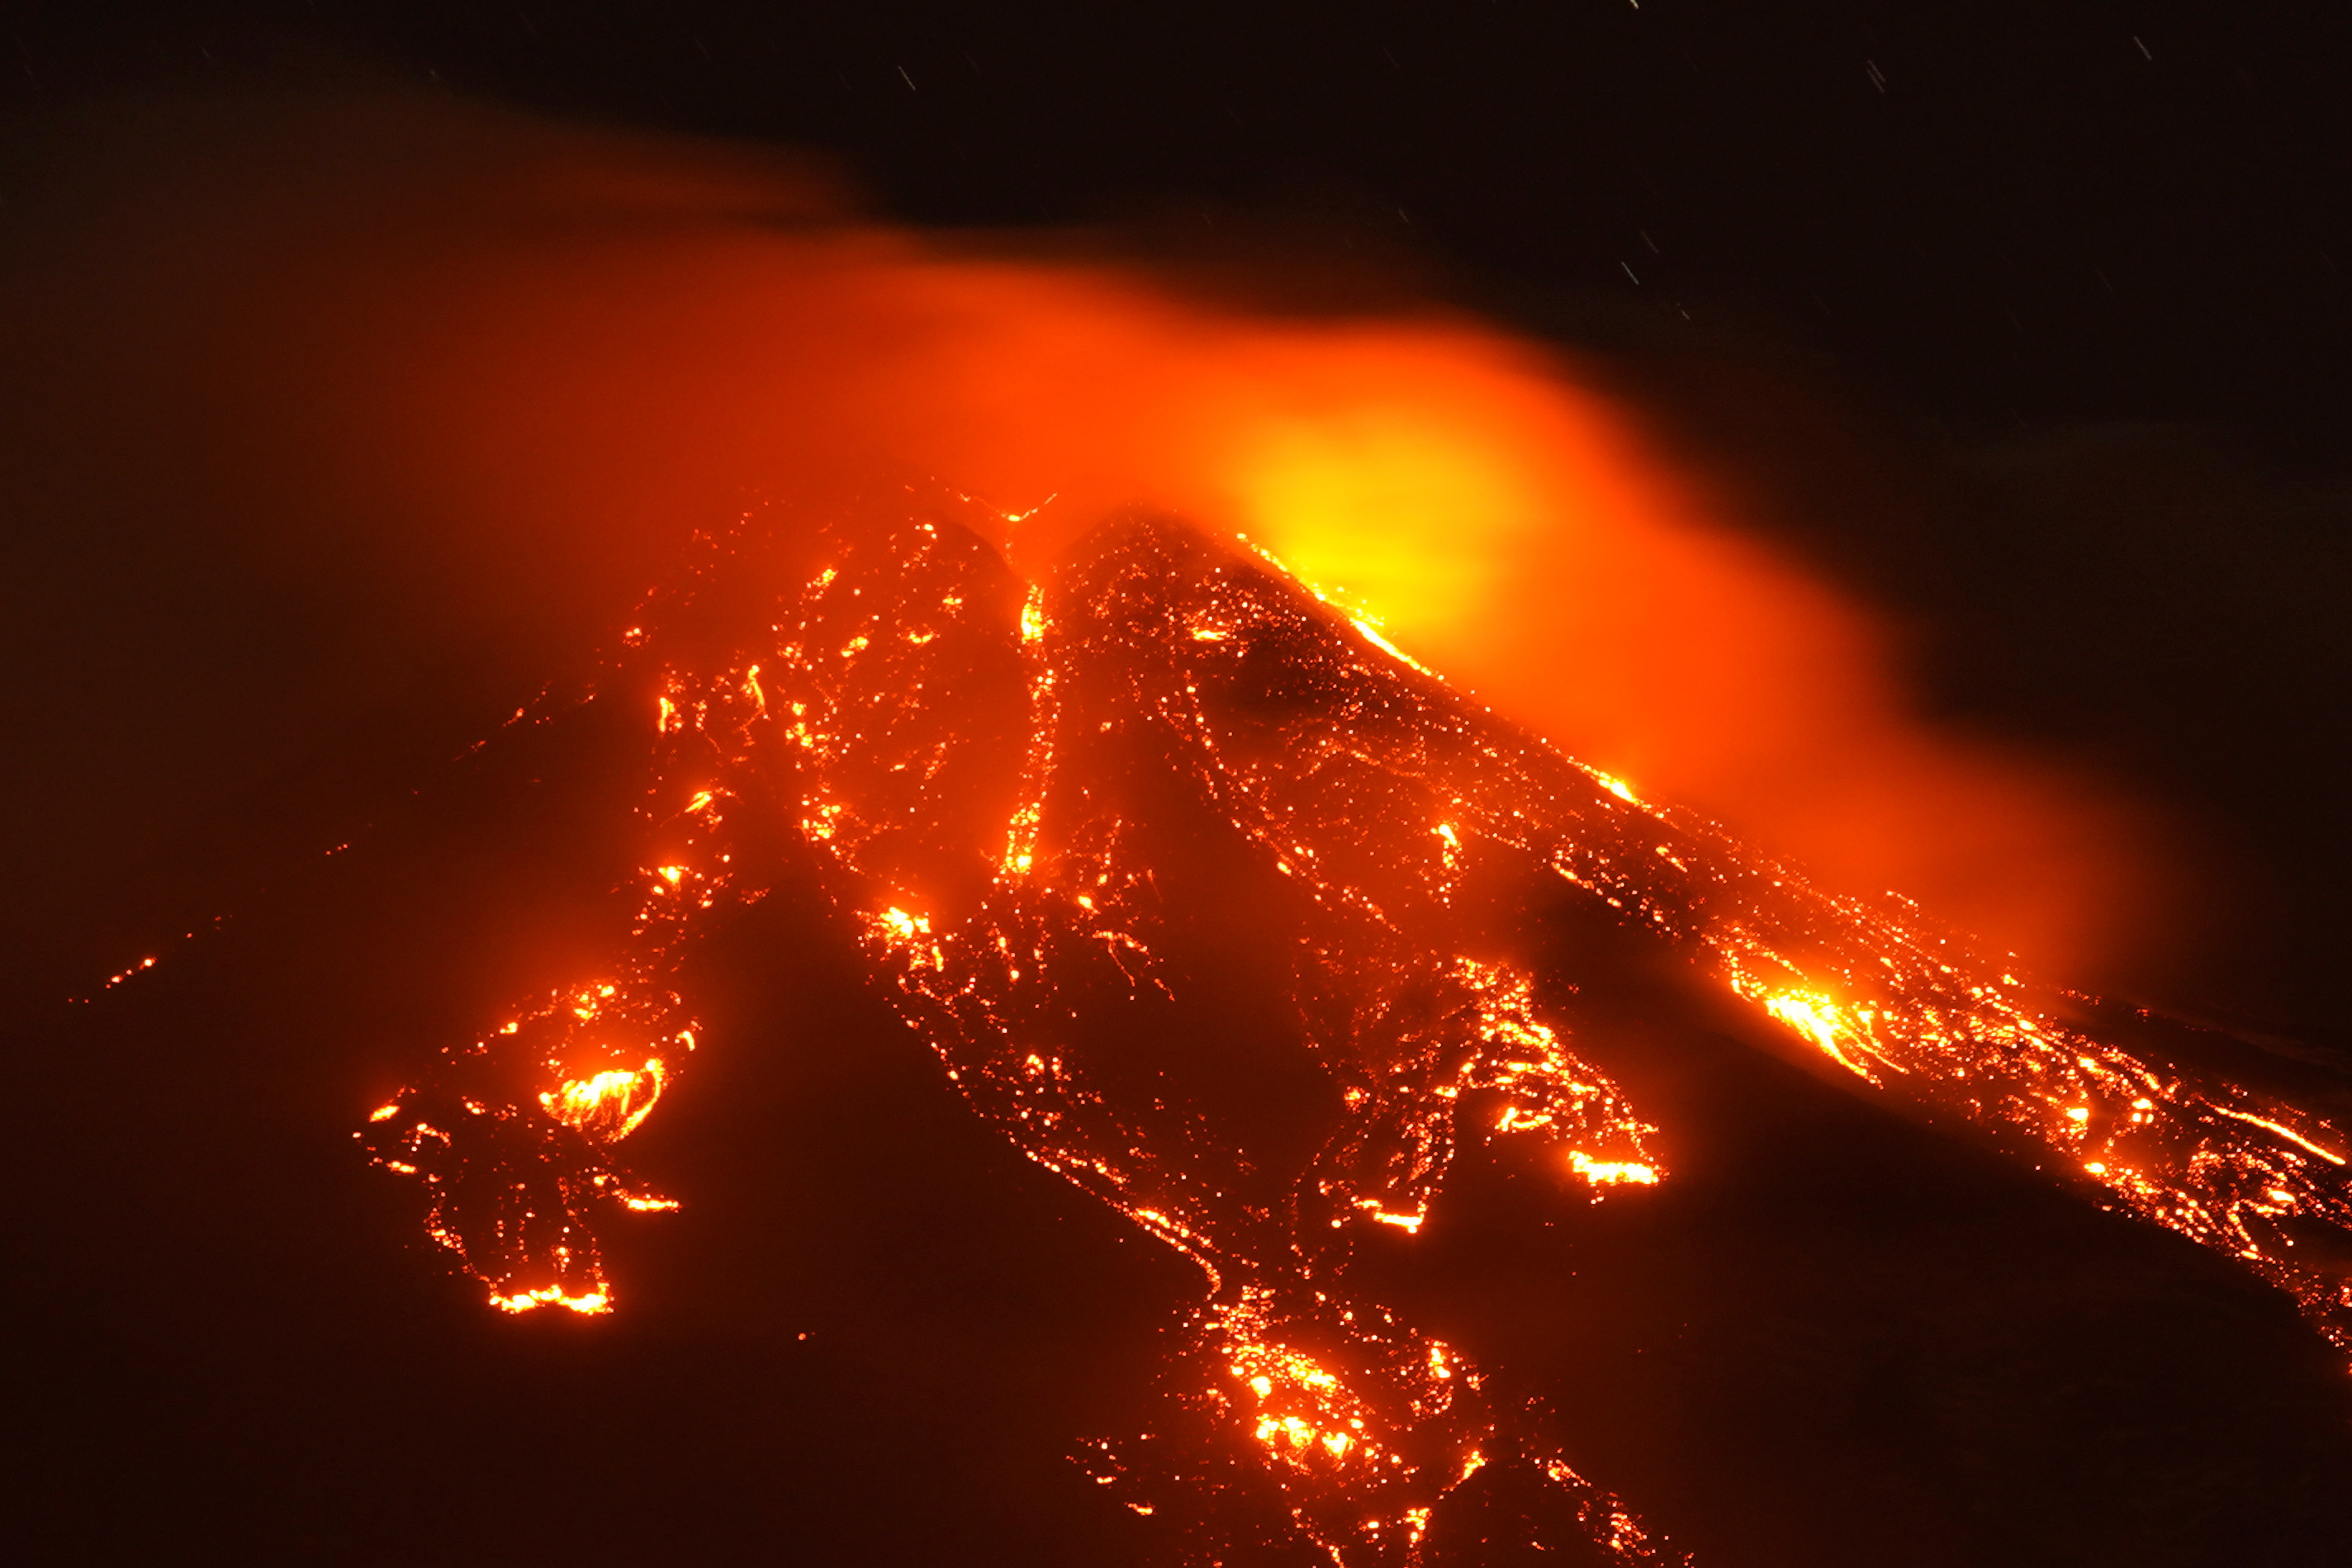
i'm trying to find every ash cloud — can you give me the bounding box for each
[1,87,2166,996]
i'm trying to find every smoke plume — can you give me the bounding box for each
[0,87,2152,984]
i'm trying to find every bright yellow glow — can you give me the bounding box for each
[1350,617,1434,675]
[539,1060,666,1142]
[1759,989,1884,1081]
[1215,1287,1387,1480]
[875,906,931,941]
[1000,800,1041,878]
[489,1285,612,1315]
[2212,1107,2347,1166]
[1232,410,1532,639]
[1568,1150,1660,1187]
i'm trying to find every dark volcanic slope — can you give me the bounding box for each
[262,504,2352,1564]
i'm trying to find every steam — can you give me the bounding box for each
[8,87,2149,974]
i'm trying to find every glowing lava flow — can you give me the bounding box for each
[354,628,738,1312]
[363,503,2352,1563]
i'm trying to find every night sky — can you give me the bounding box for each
[7,5,2351,1565]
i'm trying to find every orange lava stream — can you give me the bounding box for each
[361,500,2352,1564]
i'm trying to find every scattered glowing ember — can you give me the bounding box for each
[362,499,2352,1561]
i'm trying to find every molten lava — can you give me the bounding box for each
[362,500,2352,1565]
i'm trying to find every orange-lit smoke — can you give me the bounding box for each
[46,91,2146,972]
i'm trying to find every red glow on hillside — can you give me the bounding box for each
[189,98,2149,976]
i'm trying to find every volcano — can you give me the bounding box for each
[354,500,2352,1566]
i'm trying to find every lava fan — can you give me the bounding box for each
[362,498,2352,1566]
